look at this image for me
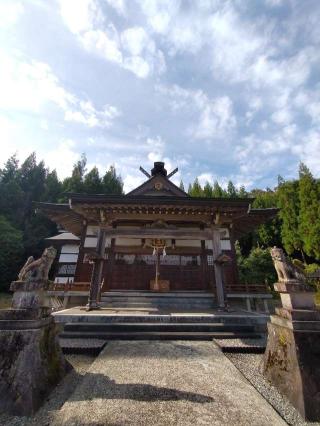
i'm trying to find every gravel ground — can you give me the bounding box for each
[0,354,96,426]
[226,353,320,426]
[51,340,286,426]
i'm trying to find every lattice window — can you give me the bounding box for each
[58,264,76,275]
[181,255,200,266]
[207,255,214,266]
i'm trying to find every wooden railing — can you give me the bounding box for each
[49,282,90,292]
[226,283,270,294]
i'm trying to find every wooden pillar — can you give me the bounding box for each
[200,240,207,290]
[74,220,87,282]
[86,229,107,311]
[212,228,226,309]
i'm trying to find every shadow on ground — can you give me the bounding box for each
[69,373,214,404]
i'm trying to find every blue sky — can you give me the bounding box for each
[1,0,320,192]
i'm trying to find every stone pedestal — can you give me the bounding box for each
[263,280,320,421]
[0,310,70,416]
[10,279,51,310]
[0,279,70,416]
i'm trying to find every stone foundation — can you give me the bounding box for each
[263,320,320,421]
[0,312,70,416]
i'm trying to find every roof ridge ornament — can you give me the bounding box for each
[139,162,178,179]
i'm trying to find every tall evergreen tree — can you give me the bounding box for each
[179,180,185,192]
[298,163,320,259]
[212,180,225,197]
[227,180,237,198]
[277,179,303,256]
[0,216,24,291]
[238,185,247,198]
[84,166,103,193]
[189,177,203,197]
[203,181,213,197]
[63,153,87,193]
[102,165,123,194]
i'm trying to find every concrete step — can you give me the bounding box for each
[54,313,269,328]
[214,337,267,354]
[59,337,107,355]
[60,330,261,341]
[101,291,214,298]
[63,322,255,333]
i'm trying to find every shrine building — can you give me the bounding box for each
[37,162,277,310]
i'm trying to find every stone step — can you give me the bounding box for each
[101,303,215,309]
[60,330,261,341]
[101,291,214,298]
[63,322,255,333]
[59,337,107,355]
[54,313,269,327]
[214,337,266,354]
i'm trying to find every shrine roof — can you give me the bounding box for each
[35,199,278,239]
[67,193,255,207]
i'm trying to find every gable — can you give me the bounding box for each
[126,175,189,197]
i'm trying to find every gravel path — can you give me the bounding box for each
[51,340,286,426]
[226,353,320,426]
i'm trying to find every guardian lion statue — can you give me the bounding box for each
[270,247,305,283]
[18,246,57,282]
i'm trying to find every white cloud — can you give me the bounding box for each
[0,1,24,28]
[106,0,126,16]
[291,130,320,175]
[194,96,236,140]
[146,136,165,163]
[157,84,236,140]
[82,27,122,64]
[65,101,121,128]
[271,108,292,125]
[58,0,166,78]
[44,139,80,178]
[0,51,120,128]
[59,0,99,34]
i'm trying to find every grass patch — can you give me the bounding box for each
[0,293,12,309]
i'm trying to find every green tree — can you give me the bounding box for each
[227,180,237,198]
[212,180,225,197]
[63,153,87,193]
[44,170,62,202]
[238,185,247,197]
[0,216,24,291]
[251,188,281,248]
[237,246,277,289]
[277,179,303,257]
[298,163,320,259]
[179,180,185,192]
[84,166,103,193]
[102,165,123,194]
[188,177,203,197]
[203,181,213,197]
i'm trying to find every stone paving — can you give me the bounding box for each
[52,340,286,426]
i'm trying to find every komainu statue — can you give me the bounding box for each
[270,246,305,283]
[18,246,57,282]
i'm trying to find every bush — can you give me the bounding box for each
[237,246,277,290]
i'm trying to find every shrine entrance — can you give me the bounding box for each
[108,253,213,291]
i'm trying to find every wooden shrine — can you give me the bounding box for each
[36,162,277,310]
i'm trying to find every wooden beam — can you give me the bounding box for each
[98,228,214,240]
